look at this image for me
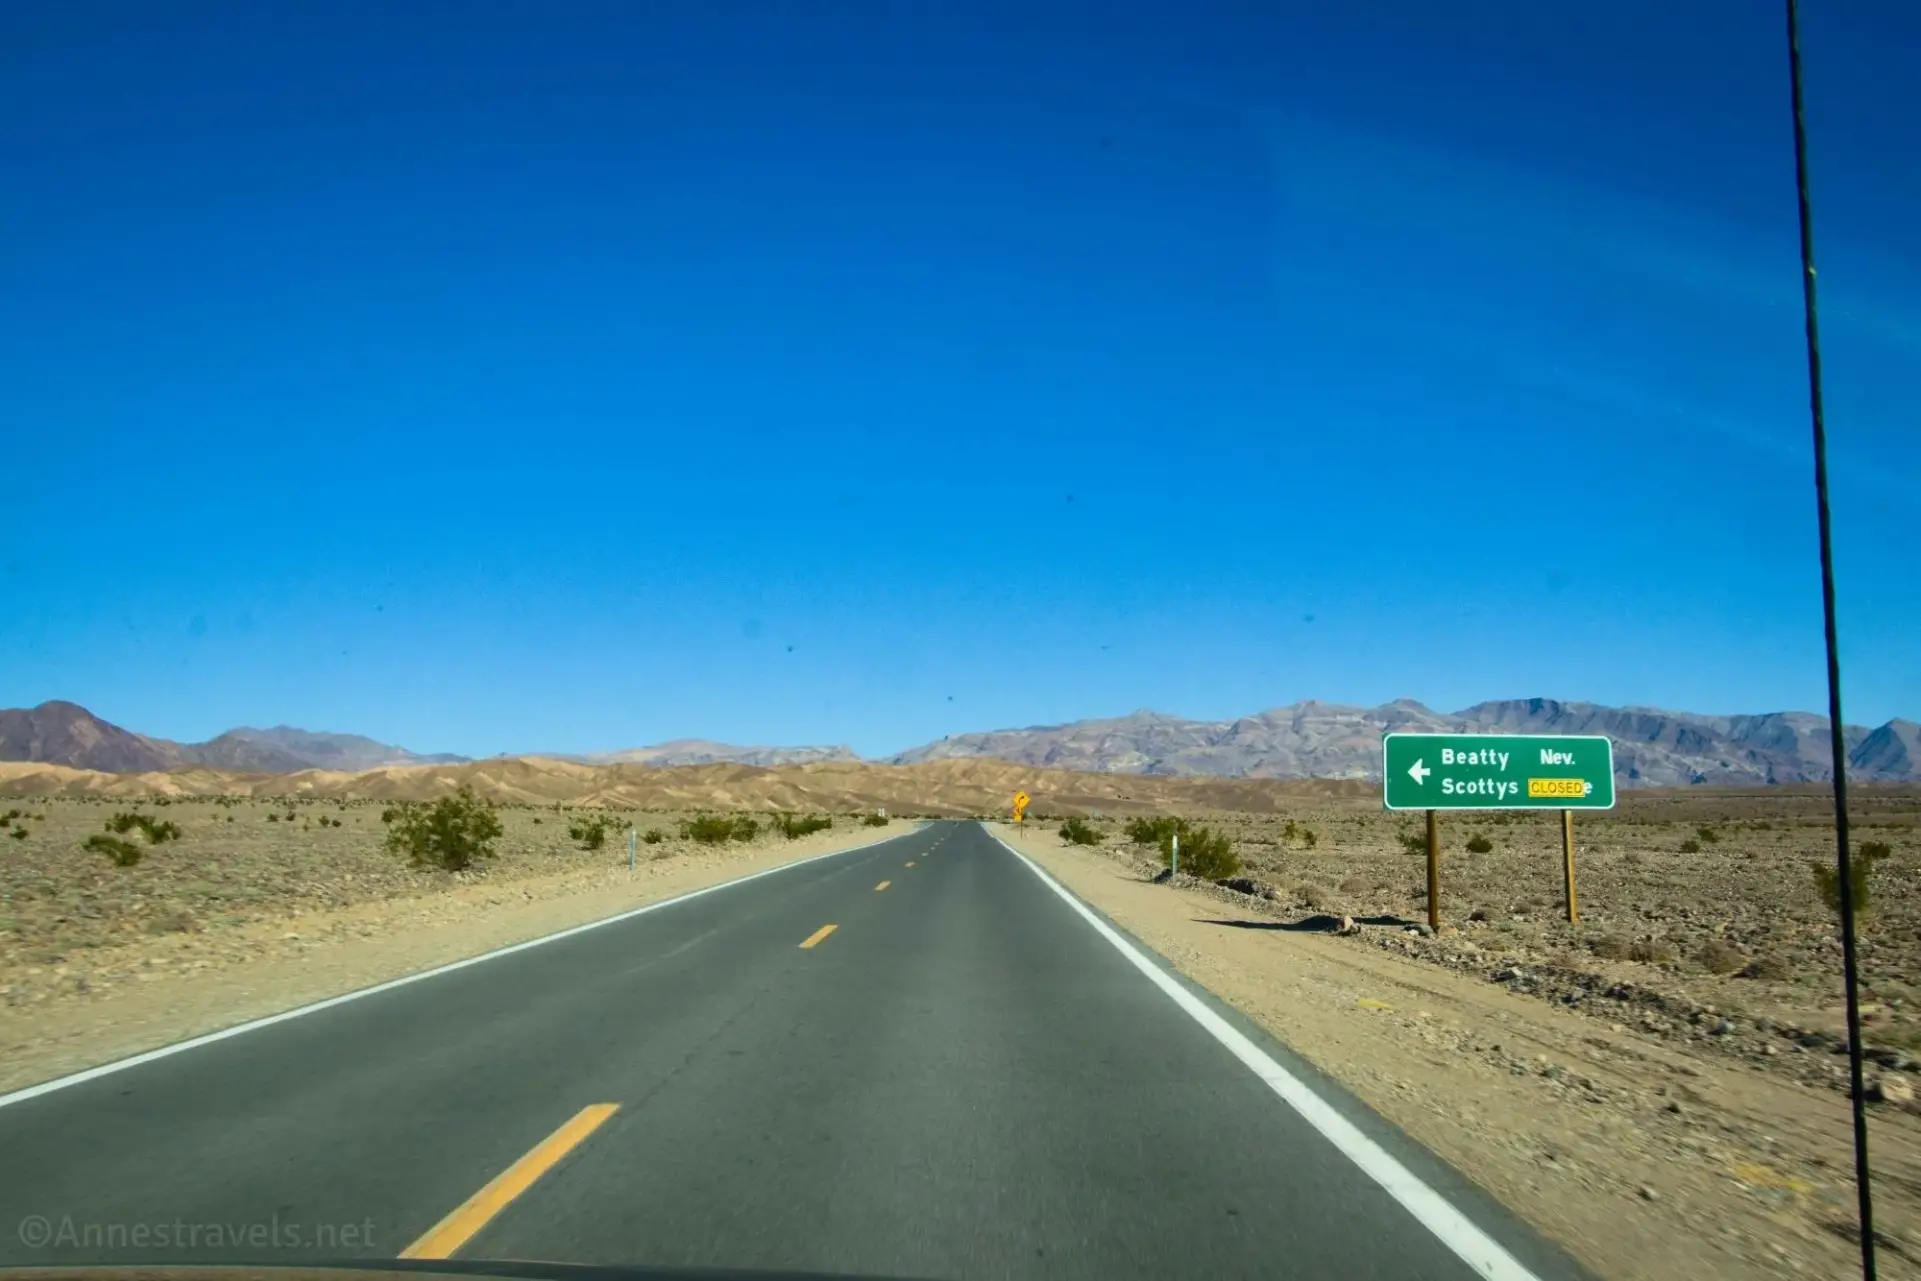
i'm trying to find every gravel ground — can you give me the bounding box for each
[1003,797,1921,1281]
[0,798,912,1092]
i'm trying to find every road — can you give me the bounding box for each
[0,822,1588,1281]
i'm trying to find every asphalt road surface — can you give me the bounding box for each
[0,822,1590,1281]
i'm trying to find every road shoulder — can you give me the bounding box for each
[0,822,920,1097]
[997,823,1921,1281]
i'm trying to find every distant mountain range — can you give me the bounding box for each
[0,702,472,775]
[549,740,861,768]
[1,698,1915,786]
[887,699,1919,786]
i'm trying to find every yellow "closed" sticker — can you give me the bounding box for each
[1528,777,1586,799]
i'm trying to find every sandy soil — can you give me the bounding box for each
[999,820,1921,1280]
[0,801,915,1095]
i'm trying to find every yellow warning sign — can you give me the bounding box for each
[1012,791,1031,823]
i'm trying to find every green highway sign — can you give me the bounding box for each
[1382,733,1616,811]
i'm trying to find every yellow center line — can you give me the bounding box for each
[875,880,891,891]
[399,1103,619,1260]
[800,923,838,948]
[905,860,916,867]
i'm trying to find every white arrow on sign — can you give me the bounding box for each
[1408,758,1431,786]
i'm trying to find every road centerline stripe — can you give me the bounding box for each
[400,1103,619,1260]
[986,827,1544,1281]
[875,880,891,891]
[800,923,838,948]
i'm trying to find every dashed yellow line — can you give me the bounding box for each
[400,1104,619,1259]
[905,861,916,867]
[800,924,838,949]
[875,880,891,892]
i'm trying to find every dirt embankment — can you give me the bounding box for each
[0,799,915,1094]
[998,803,1921,1281]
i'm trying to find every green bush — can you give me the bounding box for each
[1400,830,1429,856]
[861,812,888,828]
[1811,842,1894,919]
[1167,824,1239,880]
[681,814,759,845]
[10,827,29,840]
[1679,838,1702,854]
[1125,816,1182,847]
[1697,826,1720,843]
[382,787,503,872]
[105,812,181,844]
[775,813,833,839]
[85,833,144,867]
[1301,827,1318,849]
[1058,817,1103,845]
[569,816,610,850]
[1464,834,1493,854]
[642,828,665,844]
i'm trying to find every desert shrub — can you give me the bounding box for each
[861,812,888,828]
[569,816,610,851]
[1738,954,1792,981]
[683,818,741,845]
[1301,828,1318,849]
[730,816,760,841]
[1464,834,1493,854]
[1628,939,1679,964]
[1338,875,1367,895]
[383,787,503,872]
[1811,842,1894,919]
[1697,826,1720,844]
[0,809,19,823]
[1696,939,1747,975]
[267,813,280,823]
[775,813,833,839]
[531,817,541,825]
[1126,816,1183,847]
[1399,830,1429,856]
[1058,817,1103,846]
[84,834,143,867]
[105,812,180,844]
[1589,936,1632,960]
[642,828,665,844]
[1679,838,1702,854]
[1161,823,1239,880]
[10,827,29,840]
[1296,884,1330,910]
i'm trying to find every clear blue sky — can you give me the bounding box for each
[2,1,1916,757]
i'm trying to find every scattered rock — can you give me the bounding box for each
[1870,1074,1915,1106]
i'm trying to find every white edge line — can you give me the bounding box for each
[985,827,1544,1281]
[0,825,924,1110]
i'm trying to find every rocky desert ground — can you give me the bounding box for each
[2,768,1916,1278]
[0,796,917,1091]
[1005,784,1921,1280]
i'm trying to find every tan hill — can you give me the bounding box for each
[0,702,470,774]
[0,756,1372,815]
[888,698,1916,786]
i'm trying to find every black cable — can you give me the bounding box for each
[1783,2,1875,1277]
